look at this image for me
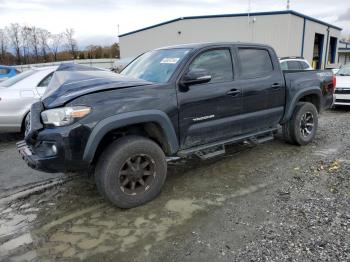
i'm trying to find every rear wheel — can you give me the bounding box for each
[282,102,318,146]
[95,135,167,208]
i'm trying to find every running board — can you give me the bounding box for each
[166,156,181,162]
[195,145,226,160]
[177,128,277,158]
[248,134,274,145]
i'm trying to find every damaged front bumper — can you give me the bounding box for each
[17,140,62,173]
[17,101,91,173]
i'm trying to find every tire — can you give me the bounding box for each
[282,102,318,146]
[282,120,295,144]
[22,113,30,136]
[95,135,167,208]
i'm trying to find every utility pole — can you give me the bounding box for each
[287,0,290,10]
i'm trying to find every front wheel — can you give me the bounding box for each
[95,135,167,208]
[282,102,318,146]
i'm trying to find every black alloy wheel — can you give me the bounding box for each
[119,154,156,196]
[300,112,314,137]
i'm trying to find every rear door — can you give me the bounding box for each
[235,46,285,134]
[177,47,243,148]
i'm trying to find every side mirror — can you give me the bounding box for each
[181,69,212,86]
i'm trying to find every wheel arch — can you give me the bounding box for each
[281,88,322,124]
[83,110,179,163]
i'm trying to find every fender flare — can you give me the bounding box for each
[281,87,322,124]
[83,110,179,162]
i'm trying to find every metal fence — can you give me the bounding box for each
[14,58,116,71]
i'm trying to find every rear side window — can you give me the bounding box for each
[38,72,54,87]
[189,49,233,83]
[287,61,301,70]
[238,48,273,78]
[299,61,310,70]
[0,68,9,75]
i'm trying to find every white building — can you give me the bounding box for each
[119,10,341,69]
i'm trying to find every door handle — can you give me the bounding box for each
[271,83,281,89]
[227,89,241,96]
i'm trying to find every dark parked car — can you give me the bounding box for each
[18,43,335,208]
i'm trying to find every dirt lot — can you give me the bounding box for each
[0,108,349,261]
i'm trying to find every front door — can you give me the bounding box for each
[177,47,243,149]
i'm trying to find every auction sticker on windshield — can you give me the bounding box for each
[160,58,180,64]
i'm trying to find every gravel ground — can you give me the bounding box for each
[234,157,350,261]
[147,108,350,262]
[0,108,349,261]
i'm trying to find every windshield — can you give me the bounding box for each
[0,69,36,87]
[121,48,191,83]
[337,64,350,76]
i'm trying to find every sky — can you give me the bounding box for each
[0,0,349,48]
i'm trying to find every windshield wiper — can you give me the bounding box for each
[338,73,350,76]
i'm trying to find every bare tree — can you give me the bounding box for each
[49,33,63,61]
[6,23,22,64]
[38,28,50,62]
[86,45,97,59]
[21,26,32,64]
[64,28,77,58]
[29,26,41,62]
[0,29,8,63]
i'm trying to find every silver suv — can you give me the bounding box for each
[279,57,312,70]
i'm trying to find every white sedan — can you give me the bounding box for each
[0,66,57,133]
[334,63,350,106]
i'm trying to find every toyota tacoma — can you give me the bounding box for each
[17,43,335,208]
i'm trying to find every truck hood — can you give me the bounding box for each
[42,63,153,108]
[336,75,350,88]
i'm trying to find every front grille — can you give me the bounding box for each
[335,89,350,94]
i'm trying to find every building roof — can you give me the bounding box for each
[119,10,342,38]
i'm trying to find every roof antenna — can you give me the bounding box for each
[287,0,290,10]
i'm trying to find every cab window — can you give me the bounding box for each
[238,48,273,78]
[189,49,234,83]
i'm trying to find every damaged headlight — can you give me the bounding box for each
[41,106,91,127]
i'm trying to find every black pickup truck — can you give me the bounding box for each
[18,43,335,208]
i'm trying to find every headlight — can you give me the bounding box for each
[41,106,91,127]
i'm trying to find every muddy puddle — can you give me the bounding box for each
[0,137,335,261]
